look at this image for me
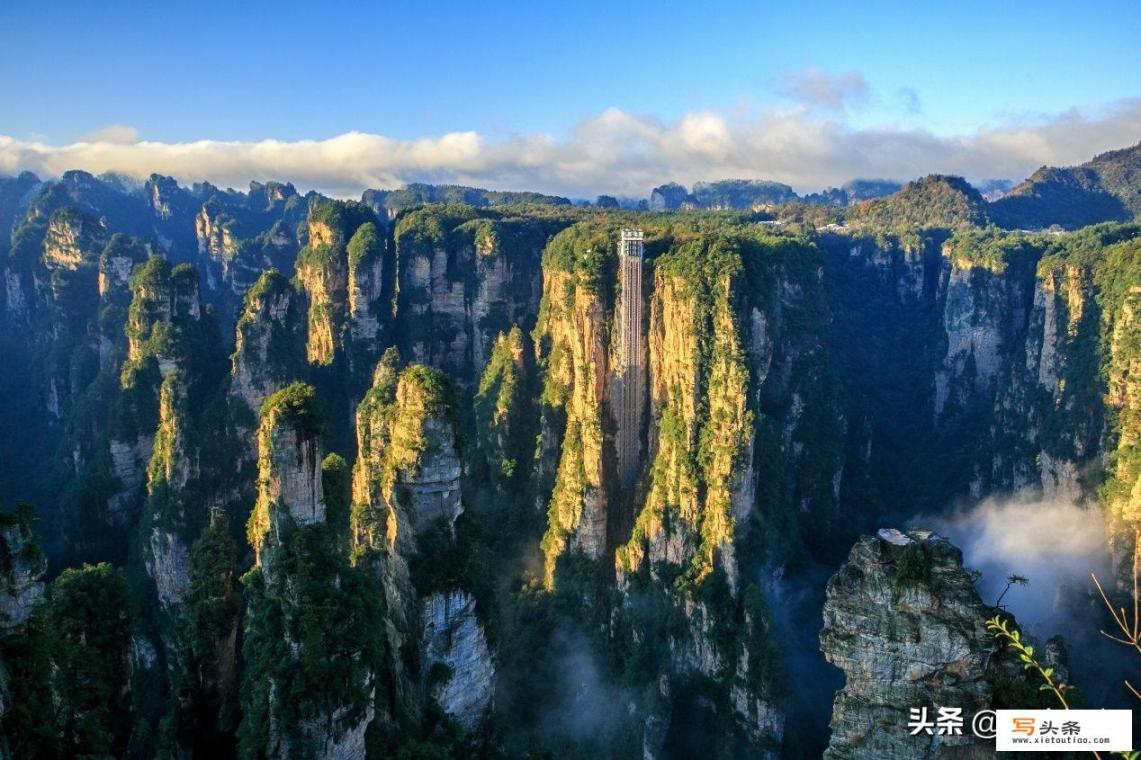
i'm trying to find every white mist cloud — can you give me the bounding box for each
[1,97,1138,199]
[926,495,1111,632]
[780,68,871,111]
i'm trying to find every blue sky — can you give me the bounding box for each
[1,0,1138,196]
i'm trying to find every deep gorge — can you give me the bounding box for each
[0,158,1138,758]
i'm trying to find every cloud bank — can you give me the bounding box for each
[926,495,1110,632]
[1,98,1138,199]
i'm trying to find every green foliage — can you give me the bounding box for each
[691,179,798,209]
[986,615,1075,709]
[400,364,453,416]
[473,327,531,490]
[540,222,616,297]
[346,222,383,267]
[49,563,134,757]
[162,510,242,755]
[409,512,499,641]
[377,183,571,216]
[894,543,933,591]
[394,204,481,254]
[944,227,1046,274]
[992,143,1140,229]
[259,381,325,439]
[849,175,989,230]
[239,523,385,759]
[322,452,351,535]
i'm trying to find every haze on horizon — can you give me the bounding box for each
[1,0,1138,198]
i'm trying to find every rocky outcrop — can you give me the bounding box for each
[229,269,307,429]
[607,230,845,757]
[351,360,494,730]
[420,590,495,729]
[529,227,844,755]
[193,186,303,322]
[108,258,209,524]
[295,199,376,366]
[352,363,462,541]
[821,529,997,759]
[536,261,613,584]
[934,260,1024,421]
[474,326,532,494]
[142,372,198,610]
[41,207,107,271]
[124,257,202,373]
[241,382,377,759]
[347,222,386,357]
[394,208,562,384]
[247,383,326,565]
[0,507,46,632]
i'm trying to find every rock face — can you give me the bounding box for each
[229,269,307,431]
[0,509,46,632]
[821,529,997,759]
[192,183,303,323]
[295,199,377,366]
[241,383,376,759]
[473,326,532,495]
[536,262,614,581]
[531,225,843,755]
[393,208,563,384]
[353,363,463,540]
[1108,287,1141,526]
[142,373,198,610]
[107,258,209,527]
[347,222,386,357]
[247,384,326,565]
[821,226,1137,518]
[351,360,495,730]
[420,590,495,729]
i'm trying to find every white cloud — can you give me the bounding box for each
[780,67,871,111]
[1,98,1138,199]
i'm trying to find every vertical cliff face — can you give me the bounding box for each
[350,361,494,731]
[295,199,378,367]
[108,258,211,527]
[141,372,199,610]
[246,383,327,566]
[35,208,108,420]
[0,507,46,633]
[229,270,307,432]
[0,506,46,740]
[1097,236,1141,552]
[821,530,998,759]
[191,185,304,324]
[536,255,614,581]
[393,208,566,384]
[821,227,1123,515]
[473,326,532,495]
[347,222,386,358]
[241,382,380,760]
[617,232,842,756]
[97,235,150,364]
[420,589,495,729]
[1108,288,1141,528]
[529,225,844,756]
[618,246,751,588]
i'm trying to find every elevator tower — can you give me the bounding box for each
[617,228,645,486]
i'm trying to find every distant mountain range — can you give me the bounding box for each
[648,178,905,211]
[646,142,1141,231]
